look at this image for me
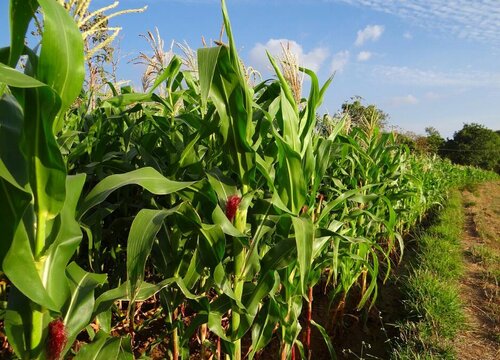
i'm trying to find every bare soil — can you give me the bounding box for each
[454,181,500,359]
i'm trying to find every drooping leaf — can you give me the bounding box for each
[127,208,177,301]
[79,167,196,217]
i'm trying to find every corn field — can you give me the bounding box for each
[0,1,497,359]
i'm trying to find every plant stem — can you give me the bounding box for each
[306,286,313,360]
[173,327,179,360]
[30,307,44,358]
[232,186,248,360]
[35,212,47,258]
[173,307,179,360]
[200,323,207,360]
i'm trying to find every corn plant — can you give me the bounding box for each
[2,1,498,360]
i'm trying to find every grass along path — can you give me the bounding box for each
[393,189,466,359]
[454,181,500,359]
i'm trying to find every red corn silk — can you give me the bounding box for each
[226,195,241,222]
[47,319,67,360]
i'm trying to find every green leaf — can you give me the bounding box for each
[212,205,246,237]
[0,94,31,267]
[127,208,177,302]
[150,55,182,93]
[62,262,107,357]
[311,320,336,359]
[105,92,155,107]
[197,47,221,113]
[93,278,189,320]
[261,238,296,272]
[45,174,87,309]
[4,287,31,359]
[37,0,85,130]
[0,63,45,88]
[22,85,66,223]
[8,0,38,67]
[0,178,30,268]
[79,167,196,217]
[3,218,58,311]
[0,94,28,186]
[275,139,306,214]
[292,216,314,294]
[74,332,134,360]
[248,299,279,359]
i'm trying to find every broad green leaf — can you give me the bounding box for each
[45,174,87,309]
[0,63,45,88]
[0,178,30,268]
[74,332,133,360]
[248,299,279,359]
[22,85,66,223]
[3,218,58,311]
[127,208,177,301]
[0,94,27,186]
[150,55,182,93]
[198,46,221,113]
[261,238,296,272]
[8,0,38,67]
[93,278,195,320]
[275,138,306,214]
[4,287,31,359]
[105,92,154,107]
[0,94,31,267]
[318,185,376,223]
[38,0,85,130]
[292,216,314,294]
[212,205,246,237]
[79,167,196,217]
[62,262,107,357]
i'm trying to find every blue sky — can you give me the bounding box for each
[1,0,499,137]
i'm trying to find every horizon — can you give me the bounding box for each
[1,0,499,138]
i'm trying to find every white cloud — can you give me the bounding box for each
[249,39,329,73]
[337,0,500,44]
[373,65,500,88]
[355,25,384,46]
[357,51,372,61]
[424,91,443,100]
[389,94,419,106]
[330,50,350,73]
[403,32,413,39]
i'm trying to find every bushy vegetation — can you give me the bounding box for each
[441,123,500,173]
[0,1,498,359]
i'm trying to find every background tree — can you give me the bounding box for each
[424,127,445,154]
[441,123,500,172]
[341,96,389,131]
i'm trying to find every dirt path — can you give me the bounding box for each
[454,181,500,359]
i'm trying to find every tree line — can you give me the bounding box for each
[338,99,500,173]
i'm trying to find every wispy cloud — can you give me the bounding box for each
[330,50,350,73]
[389,94,419,106]
[373,65,500,88]
[337,0,500,44]
[249,39,329,73]
[357,51,372,61]
[424,91,444,100]
[355,25,384,46]
[403,32,412,40]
